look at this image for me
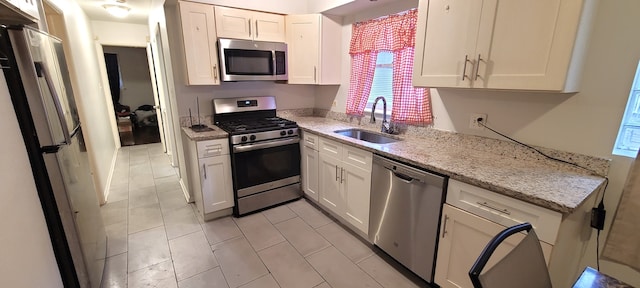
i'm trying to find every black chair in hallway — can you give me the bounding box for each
[469,222,552,288]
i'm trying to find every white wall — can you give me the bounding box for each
[0,73,63,288]
[48,0,118,203]
[319,0,640,285]
[103,46,155,111]
[91,21,149,47]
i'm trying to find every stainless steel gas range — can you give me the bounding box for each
[213,96,302,216]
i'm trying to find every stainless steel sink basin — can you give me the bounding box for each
[334,129,400,144]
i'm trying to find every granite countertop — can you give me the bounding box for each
[290,116,607,214]
[181,125,228,141]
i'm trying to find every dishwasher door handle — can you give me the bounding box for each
[393,171,415,183]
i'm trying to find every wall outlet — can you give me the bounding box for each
[469,113,487,130]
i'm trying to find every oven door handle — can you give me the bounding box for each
[233,137,300,153]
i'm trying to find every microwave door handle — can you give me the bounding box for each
[272,50,276,76]
[35,61,71,146]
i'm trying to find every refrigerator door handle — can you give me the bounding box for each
[35,61,71,146]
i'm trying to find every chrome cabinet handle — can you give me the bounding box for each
[335,165,339,181]
[255,20,259,38]
[461,55,471,81]
[476,201,511,215]
[314,66,317,82]
[340,167,344,183]
[213,64,218,80]
[441,214,449,238]
[248,19,252,37]
[203,163,207,179]
[474,54,483,80]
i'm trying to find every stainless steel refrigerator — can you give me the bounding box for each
[0,25,107,288]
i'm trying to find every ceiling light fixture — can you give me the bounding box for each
[103,1,131,18]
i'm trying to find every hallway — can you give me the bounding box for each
[99,143,421,288]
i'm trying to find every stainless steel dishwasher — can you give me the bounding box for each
[369,155,447,283]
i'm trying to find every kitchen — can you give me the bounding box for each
[2,0,640,288]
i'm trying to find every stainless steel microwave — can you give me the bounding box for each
[218,38,287,81]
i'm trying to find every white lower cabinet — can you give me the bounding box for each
[199,153,233,214]
[300,131,320,201]
[318,136,372,235]
[435,204,553,288]
[182,135,234,220]
[436,179,594,288]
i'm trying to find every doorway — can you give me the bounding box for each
[103,46,161,146]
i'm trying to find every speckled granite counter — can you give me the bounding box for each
[181,125,228,141]
[288,116,607,214]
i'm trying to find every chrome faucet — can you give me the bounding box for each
[370,96,393,134]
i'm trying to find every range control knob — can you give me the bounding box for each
[241,136,248,142]
[249,135,256,141]
[287,130,294,135]
[280,130,287,136]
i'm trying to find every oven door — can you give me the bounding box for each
[232,137,301,197]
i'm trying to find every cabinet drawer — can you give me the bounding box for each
[197,139,229,158]
[319,136,341,157]
[342,145,372,171]
[447,179,561,244]
[302,131,318,150]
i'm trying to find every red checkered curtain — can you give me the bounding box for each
[346,9,432,124]
[392,48,432,124]
[346,52,377,116]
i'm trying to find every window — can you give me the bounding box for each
[365,51,393,114]
[346,9,432,125]
[613,61,640,157]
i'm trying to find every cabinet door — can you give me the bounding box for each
[253,11,286,42]
[200,155,234,214]
[413,0,483,88]
[301,146,319,201]
[435,204,552,288]
[286,14,320,84]
[179,1,220,85]
[318,153,342,215]
[214,6,253,40]
[475,0,585,91]
[342,162,371,235]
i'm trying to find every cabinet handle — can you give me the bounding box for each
[474,54,483,80]
[476,201,511,215]
[213,64,218,80]
[248,19,252,37]
[255,20,259,38]
[461,55,471,81]
[441,214,449,238]
[203,163,207,179]
[314,66,317,82]
[335,165,339,181]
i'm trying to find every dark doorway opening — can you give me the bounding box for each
[104,46,160,146]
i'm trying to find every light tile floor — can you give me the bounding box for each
[100,143,426,288]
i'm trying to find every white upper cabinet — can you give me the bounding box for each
[413,0,596,92]
[2,0,39,23]
[286,14,342,85]
[178,1,220,85]
[214,6,286,42]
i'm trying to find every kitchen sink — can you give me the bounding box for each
[333,129,400,144]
